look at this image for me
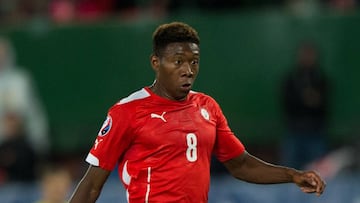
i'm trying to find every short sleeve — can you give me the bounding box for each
[86,105,133,171]
[211,100,245,162]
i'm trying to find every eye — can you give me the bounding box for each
[191,59,199,65]
[175,60,182,65]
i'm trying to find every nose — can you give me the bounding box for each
[182,63,194,77]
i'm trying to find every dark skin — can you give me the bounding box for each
[224,152,325,195]
[69,42,325,203]
[150,42,200,101]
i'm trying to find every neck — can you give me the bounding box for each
[149,82,187,101]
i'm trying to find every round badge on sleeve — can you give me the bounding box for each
[200,108,210,121]
[98,115,112,136]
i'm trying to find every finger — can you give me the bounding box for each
[303,175,317,187]
[309,173,325,195]
[307,175,321,192]
[300,187,316,193]
[307,173,319,186]
[300,171,326,196]
[308,176,326,196]
[316,180,322,194]
[308,177,322,196]
[317,179,326,195]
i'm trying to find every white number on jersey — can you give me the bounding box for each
[186,133,197,162]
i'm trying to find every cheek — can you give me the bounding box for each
[159,65,178,78]
[193,67,199,74]
[162,71,179,83]
[157,69,176,84]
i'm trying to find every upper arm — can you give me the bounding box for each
[69,165,111,203]
[222,151,273,182]
[222,151,274,180]
[81,165,111,189]
[222,151,248,176]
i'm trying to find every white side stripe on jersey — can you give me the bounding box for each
[122,161,151,203]
[118,88,150,105]
[122,161,131,203]
[85,153,99,166]
[145,167,151,203]
[122,161,131,185]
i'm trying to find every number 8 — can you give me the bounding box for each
[186,133,197,162]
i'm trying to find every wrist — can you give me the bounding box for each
[286,168,301,183]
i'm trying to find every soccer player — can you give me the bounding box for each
[69,22,325,203]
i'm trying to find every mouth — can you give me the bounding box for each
[180,83,192,90]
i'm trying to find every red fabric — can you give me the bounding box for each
[87,87,245,202]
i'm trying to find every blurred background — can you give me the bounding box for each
[0,0,359,202]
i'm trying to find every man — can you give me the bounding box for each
[0,37,49,156]
[69,22,325,203]
[0,112,37,183]
[281,41,329,169]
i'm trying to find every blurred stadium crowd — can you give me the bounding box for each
[0,0,360,203]
[0,0,359,25]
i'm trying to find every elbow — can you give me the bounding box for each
[230,171,247,181]
[223,151,249,180]
[223,152,266,183]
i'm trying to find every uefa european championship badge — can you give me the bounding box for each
[98,115,112,136]
[200,108,210,121]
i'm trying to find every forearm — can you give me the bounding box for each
[241,158,298,184]
[224,152,326,195]
[225,152,300,184]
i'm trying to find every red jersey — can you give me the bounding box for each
[86,87,245,203]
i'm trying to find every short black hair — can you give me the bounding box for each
[152,22,200,56]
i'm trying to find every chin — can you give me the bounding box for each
[175,91,190,101]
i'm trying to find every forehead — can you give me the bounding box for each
[161,42,200,56]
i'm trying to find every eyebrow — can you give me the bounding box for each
[173,51,199,56]
[171,53,199,60]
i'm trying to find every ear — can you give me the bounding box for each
[150,54,160,72]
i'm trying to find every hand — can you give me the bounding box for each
[293,170,326,196]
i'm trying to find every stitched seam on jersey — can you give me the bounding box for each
[145,167,151,203]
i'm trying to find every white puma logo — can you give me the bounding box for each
[94,138,103,150]
[151,112,167,122]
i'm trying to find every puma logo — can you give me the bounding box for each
[94,138,103,150]
[150,112,167,122]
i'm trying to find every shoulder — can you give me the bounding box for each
[108,88,151,113]
[190,90,217,101]
[118,88,151,105]
[189,90,220,107]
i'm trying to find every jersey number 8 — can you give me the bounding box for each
[186,133,197,162]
